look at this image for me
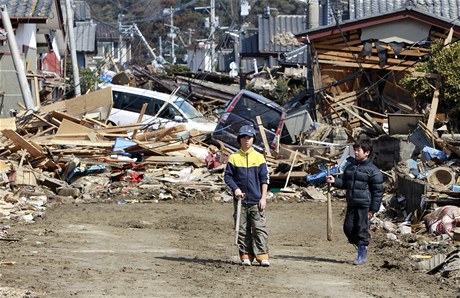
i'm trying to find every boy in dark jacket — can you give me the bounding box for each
[224,125,270,267]
[326,138,383,265]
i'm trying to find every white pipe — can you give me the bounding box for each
[65,0,81,96]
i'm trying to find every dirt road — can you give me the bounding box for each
[0,200,455,297]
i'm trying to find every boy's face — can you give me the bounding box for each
[239,135,254,151]
[353,146,370,161]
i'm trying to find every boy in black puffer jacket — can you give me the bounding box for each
[326,138,383,265]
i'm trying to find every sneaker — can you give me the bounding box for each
[241,259,252,266]
[260,259,270,267]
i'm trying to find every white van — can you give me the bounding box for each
[106,85,216,133]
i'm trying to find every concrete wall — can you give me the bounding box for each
[372,134,418,171]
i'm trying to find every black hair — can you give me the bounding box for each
[237,134,256,144]
[353,138,373,155]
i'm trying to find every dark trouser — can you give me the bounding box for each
[343,206,370,246]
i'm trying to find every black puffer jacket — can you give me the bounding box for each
[334,157,384,212]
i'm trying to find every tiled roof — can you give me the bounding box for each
[96,22,120,40]
[320,0,460,26]
[0,0,54,18]
[351,0,460,23]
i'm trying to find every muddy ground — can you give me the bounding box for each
[0,198,458,297]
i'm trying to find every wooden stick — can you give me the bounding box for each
[235,199,242,245]
[282,150,299,191]
[327,164,333,241]
[131,103,148,139]
[256,115,272,157]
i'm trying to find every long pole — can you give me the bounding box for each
[235,199,242,245]
[65,0,81,96]
[0,5,35,110]
[327,164,333,241]
[170,10,176,64]
[210,0,215,71]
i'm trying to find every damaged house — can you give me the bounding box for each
[295,1,460,148]
[0,0,66,114]
[292,0,460,218]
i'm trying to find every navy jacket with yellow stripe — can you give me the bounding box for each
[224,148,270,205]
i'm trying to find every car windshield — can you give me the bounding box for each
[232,95,282,132]
[174,99,208,122]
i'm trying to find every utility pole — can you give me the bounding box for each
[238,0,251,88]
[65,0,81,96]
[195,0,217,72]
[164,7,179,64]
[118,14,124,63]
[0,5,35,110]
[210,0,215,72]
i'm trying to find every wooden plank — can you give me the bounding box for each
[82,117,108,128]
[14,168,38,186]
[363,112,387,135]
[131,102,148,139]
[318,59,408,71]
[313,43,429,57]
[31,113,58,129]
[256,116,272,157]
[147,142,188,154]
[0,118,17,131]
[33,76,40,108]
[317,50,415,66]
[41,87,113,120]
[32,138,114,147]
[314,32,359,45]
[444,27,454,48]
[325,94,373,128]
[50,110,82,124]
[134,125,186,141]
[143,156,204,167]
[98,124,143,133]
[411,72,438,79]
[55,119,94,136]
[1,129,57,169]
[2,129,45,158]
[270,171,307,180]
[426,86,440,133]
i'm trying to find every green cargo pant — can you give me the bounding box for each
[233,200,269,261]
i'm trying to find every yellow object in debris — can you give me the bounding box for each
[410,255,432,260]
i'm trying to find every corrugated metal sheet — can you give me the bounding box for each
[75,21,96,52]
[0,0,54,18]
[396,173,425,215]
[258,15,306,53]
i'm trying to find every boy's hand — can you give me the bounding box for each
[325,175,335,183]
[235,189,246,200]
[258,197,266,211]
[368,211,375,219]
